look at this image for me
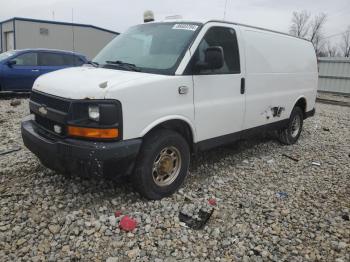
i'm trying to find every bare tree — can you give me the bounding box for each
[289,10,310,38]
[309,13,327,55]
[340,26,350,57]
[325,41,338,57]
[289,11,327,56]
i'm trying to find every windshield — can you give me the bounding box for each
[93,22,201,74]
[0,51,16,62]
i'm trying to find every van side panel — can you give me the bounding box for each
[241,28,318,130]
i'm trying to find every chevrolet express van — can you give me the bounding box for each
[21,20,317,199]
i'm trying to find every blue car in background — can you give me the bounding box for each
[0,49,87,92]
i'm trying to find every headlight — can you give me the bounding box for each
[88,105,100,122]
[68,100,122,140]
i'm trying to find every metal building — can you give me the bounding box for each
[0,17,119,59]
[318,57,350,94]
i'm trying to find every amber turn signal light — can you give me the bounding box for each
[67,126,118,139]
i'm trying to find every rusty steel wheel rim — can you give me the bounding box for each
[291,114,301,138]
[152,146,182,186]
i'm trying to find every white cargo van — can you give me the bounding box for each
[22,20,317,199]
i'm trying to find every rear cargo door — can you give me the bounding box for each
[188,23,246,142]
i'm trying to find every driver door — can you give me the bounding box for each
[188,23,246,143]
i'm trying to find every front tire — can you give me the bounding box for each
[278,106,304,145]
[132,129,190,200]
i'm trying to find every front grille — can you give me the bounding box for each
[30,91,71,113]
[35,114,66,136]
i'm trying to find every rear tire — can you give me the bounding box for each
[132,129,190,200]
[278,107,304,145]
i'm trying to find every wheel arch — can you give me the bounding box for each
[140,116,196,151]
[293,96,307,119]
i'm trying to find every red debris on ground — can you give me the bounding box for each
[119,216,137,231]
[208,198,217,206]
[114,210,122,217]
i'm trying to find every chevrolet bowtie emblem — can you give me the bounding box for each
[38,105,48,115]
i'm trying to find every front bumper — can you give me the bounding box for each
[21,118,142,177]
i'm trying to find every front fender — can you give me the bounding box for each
[139,115,197,142]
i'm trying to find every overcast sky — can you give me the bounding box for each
[1,0,349,44]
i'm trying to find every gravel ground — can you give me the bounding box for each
[0,98,349,262]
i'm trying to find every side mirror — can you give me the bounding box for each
[195,46,224,71]
[7,60,17,67]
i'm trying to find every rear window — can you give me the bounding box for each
[39,53,65,66]
[63,55,85,66]
[38,53,84,66]
[75,56,85,65]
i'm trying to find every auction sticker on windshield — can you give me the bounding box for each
[172,24,198,31]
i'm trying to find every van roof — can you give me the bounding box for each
[158,18,310,42]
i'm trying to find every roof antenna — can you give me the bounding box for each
[223,0,228,20]
[71,8,76,64]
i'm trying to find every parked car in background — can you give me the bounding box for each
[0,49,87,92]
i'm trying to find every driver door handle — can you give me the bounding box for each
[31,69,40,72]
[240,78,245,94]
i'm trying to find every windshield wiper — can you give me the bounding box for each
[105,60,141,72]
[85,61,99,67]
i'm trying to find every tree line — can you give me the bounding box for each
[289,10,350,57]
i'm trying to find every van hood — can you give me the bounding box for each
[33,67,150,99]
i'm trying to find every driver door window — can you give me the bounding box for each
[13,53,38,66]
[189,26,240,75]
